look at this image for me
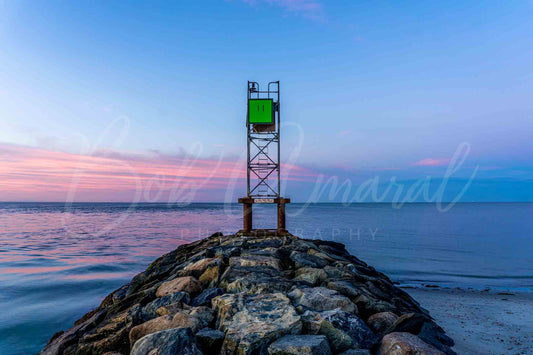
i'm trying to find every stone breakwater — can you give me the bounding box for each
[42,232,455,355]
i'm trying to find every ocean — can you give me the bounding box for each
[0,202,531,354]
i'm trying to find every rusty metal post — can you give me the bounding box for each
[277,201,286,233]
[276,198,290,233]
[239,197,253,233]
[243,202,252,232]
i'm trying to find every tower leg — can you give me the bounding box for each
[277,201,286,233]
[243,202,253,233]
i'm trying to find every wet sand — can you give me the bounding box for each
[406,288,533,355]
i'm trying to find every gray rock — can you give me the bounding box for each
[288,287,357,313]
[288,239,319,252]
[191,287,224,307]
[207,245,241,259]
[196,327,225,354]
[300,310,324,335]
[226,276,293,294]
[317,244,352,260]
[41,310,107,355]
[212,292,302,354]
[418,322,456,355]
[339,350,371,355]
[308,248,346,262]
[268,335,331,355]
[290,251,329,269]
[294,268,327,286]
[219,265,293,293]
[377,332,445,355]
[230,254,282,271]
[180,257,222,278]
[326,280,363,298]
[386,312,430,334]
[142,292,189,321]
[354,293,396,318]
[245,237,284,248]
[244,247,282,257]
[129,312,202,345]
[156,276,203,298]
[319,309,378,352]
[367,311,399,335]
[322,265,356,280]
[131,328,202,355]
[189,306,215,328]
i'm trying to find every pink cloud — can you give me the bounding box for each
[0,143,317,202]
[337,130,352,136]
[371,167,401,171]
[412,158,451,167]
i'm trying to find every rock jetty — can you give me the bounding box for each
[42,231,455,354]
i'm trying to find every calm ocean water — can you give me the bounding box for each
[0,202,532,354]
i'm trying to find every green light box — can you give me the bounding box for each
[248,99,273,124]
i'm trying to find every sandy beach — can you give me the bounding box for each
[406,288,533,354]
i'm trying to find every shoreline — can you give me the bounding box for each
[405,287,533,354]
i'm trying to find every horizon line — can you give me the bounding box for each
[0,201,531,204]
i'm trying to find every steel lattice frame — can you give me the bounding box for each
[246,81,280,198]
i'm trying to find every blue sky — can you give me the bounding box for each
[0,1,532,202]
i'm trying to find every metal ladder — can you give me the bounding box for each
[257,143,269,194]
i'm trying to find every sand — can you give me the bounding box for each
[406,288,533,355]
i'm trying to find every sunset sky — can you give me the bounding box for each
[1,1,532,202]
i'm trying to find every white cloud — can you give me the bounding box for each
[242,0,325,21]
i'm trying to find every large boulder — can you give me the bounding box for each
[230,255,282,271]
[196,328,225,354]
[354,293,396,318]
[156,276,203,297]
[300,309,378,353]
[179,257,224,287]
[212,292,302,354]
[142,292,189,320]
[326,280,362,299]
[290,251,329,269]
[288,287,357,313]
[386,312,430,334]
[268,335,331,355]
[181,258,222,278]
[41,310,107,355]
[219,265,293,294]
[188,306,215,328]
[191,288,224,307]
[294,267,328,286]
[377,332,445,355]
[131,328,202,355]
[417,322,456,354]
[319,309,378,352]
[129,311,203,344]
[367,312,399,335]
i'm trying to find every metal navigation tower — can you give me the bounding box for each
[238,81,290,234]
[247,81,280,198]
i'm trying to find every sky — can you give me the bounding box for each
[0,0,532,202]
